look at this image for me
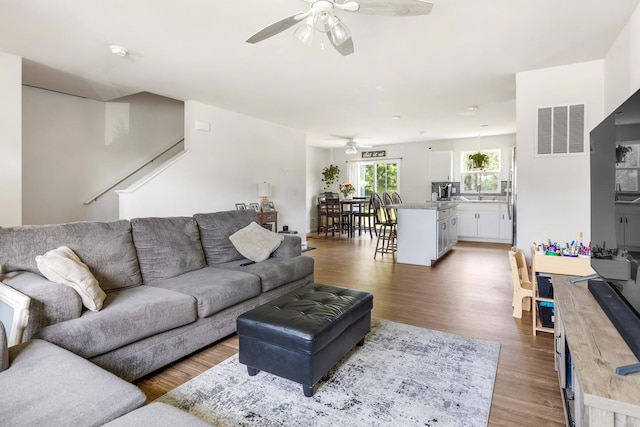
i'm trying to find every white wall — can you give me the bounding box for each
[119,100,308,242]
[604,4,640,114]
[22,89,183,224]
[306,145,330,233]
[0,52,22,227]
[515,60,604,254]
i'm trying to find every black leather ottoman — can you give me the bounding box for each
[237,283,373,397]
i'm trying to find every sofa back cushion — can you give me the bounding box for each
[131,217,206,284]
[194,210,259,264]
[0,220,142,291]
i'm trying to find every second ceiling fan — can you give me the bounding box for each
[246,0,434,56]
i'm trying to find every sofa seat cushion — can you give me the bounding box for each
[0,220,142,291]
[131,217,207,284]
[0,339,145,426]
[103,402,212,427]
[36,285,197,358]
[149,267,261,318]
[220,255,315,292]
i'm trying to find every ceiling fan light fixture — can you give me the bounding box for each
[294,17,315,46]
[328,17,351,46]
[345,146,357,155]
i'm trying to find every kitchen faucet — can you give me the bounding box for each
[477,184,483,200]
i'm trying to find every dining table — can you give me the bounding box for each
[339,198,366,238]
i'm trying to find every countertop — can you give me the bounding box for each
[388,202,458,210]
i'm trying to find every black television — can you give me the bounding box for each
[589,87,640,375]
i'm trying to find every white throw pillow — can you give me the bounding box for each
[229,222,284,262]
[36,246,106,312]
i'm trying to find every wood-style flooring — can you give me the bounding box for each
[134,236,565,426]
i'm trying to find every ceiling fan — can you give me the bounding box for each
[246,0,434,56]
[334,137,373,154]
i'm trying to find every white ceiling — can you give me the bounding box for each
[1,0,639,148]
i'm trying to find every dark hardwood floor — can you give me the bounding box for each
[135,235,565,426]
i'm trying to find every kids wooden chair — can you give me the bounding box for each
[508,247,534,318]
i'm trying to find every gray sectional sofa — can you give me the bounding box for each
[0,209,314,382]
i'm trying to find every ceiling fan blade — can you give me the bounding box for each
[353,0,433,16]
[246,13,306,44]
[329,36,354,56]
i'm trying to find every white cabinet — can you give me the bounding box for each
[615,204,640,250]
[457,203,508,243]
[499,204,513,241]
[428,151,453,182]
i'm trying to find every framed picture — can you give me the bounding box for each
[262,201,275,212]
[235,203,247,210]
[0,282,31,346]
[249,203,260,212]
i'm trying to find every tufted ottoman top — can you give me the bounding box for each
[237,283,373,355]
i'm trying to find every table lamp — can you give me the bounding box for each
[258,182,271,205]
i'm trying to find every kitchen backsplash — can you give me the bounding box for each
[430,181,509,198]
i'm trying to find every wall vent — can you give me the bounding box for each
[537,104,585,155]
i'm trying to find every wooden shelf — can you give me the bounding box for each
[530,252,595,336]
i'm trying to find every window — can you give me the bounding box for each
[357,160,400,196]
[460,150,500,193]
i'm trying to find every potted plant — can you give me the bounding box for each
[616,144,632,163]
[339,182,356,199]
[321,164,340,191]
[468,151,489,170]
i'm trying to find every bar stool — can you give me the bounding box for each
[372,192,396,259]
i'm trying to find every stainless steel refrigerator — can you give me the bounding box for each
[508,146,517,246]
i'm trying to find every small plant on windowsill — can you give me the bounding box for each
[616,144,632,163]
[321,164,340,190]
[468,151,489,170]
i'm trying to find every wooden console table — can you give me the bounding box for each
[530,252,594,335]
[257,211,277,232]
[553,275,640,426]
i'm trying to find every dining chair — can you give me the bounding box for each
[351,195,375,238]
[372,192,396,259]
[508,247,534,318]
[318,197,343,238]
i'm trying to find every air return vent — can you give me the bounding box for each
[537,104,585,155]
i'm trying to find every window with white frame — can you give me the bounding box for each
[460,149,501,193]
[355,159,401,197]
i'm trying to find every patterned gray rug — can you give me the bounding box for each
[157,319,500,426]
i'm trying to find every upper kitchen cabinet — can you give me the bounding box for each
[428,150,453,182]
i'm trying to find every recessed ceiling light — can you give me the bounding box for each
[391,115,401,120]
[109,45,129,57]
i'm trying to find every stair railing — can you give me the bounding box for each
[83,138,184,205]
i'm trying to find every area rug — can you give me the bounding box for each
[156,319,500,426]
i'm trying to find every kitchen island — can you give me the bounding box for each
[390,202,458,266]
